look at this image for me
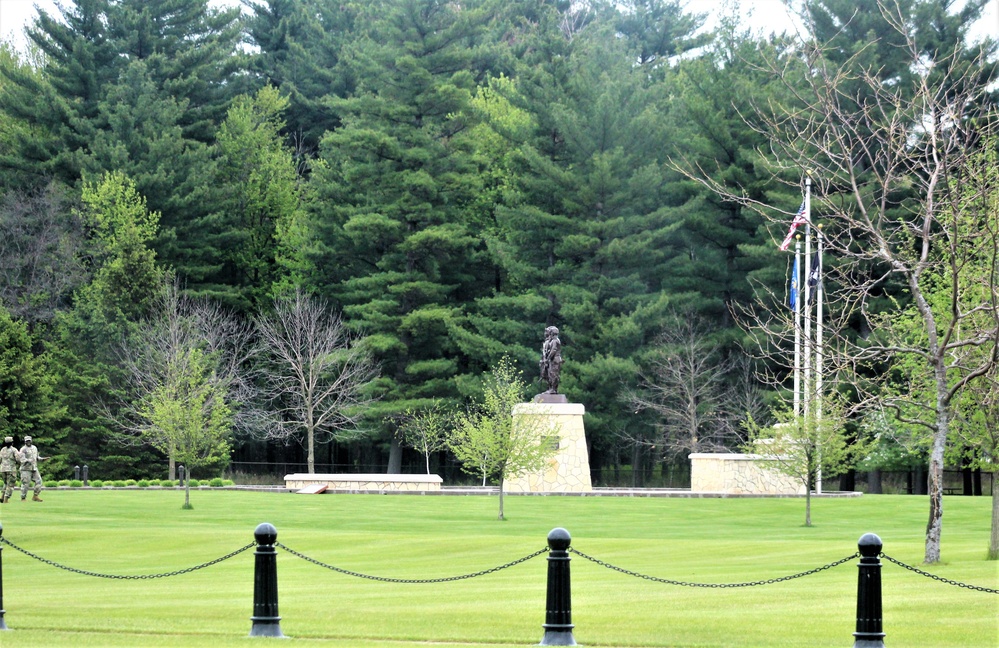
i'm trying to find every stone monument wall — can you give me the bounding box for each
[689,452,804,495]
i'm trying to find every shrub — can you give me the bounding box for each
[188,479,200,487]
[125,479,137,486]
[45,480,60,488]
[160,479,176,487]
[222,479,234,486]
[209,478,224,487]
[58,479,71,486]
[90,479,104,487]
[113,480,127,487]
[137,480,149,488]
[70,480,83,487]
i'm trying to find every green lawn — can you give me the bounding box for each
[0,490,995,647]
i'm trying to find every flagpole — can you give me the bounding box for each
[803,179,812,496]
[815,222,824,495]
[794,239,801,420]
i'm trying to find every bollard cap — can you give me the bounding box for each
[547,527,571,550]
[254,522,278,546]
[857,532,882,557]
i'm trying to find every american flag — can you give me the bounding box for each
[778,201,808,251]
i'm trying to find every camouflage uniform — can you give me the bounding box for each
[18,436,44,501]
[0,436,19,503]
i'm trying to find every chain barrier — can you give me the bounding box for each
[275,541,548,583]
[5,532,996,595]
[0,536,255,579]
[881,554,999,594]
[569,547,859,588]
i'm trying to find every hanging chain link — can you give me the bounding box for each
[569,547,859,588]
[880,554,999,594]
[0,536,255,579]
[275,542,548,583]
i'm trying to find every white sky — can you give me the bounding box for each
[1,0,996,54]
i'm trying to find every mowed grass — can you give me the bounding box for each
[0,490,996,647]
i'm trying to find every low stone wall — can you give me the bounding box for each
[689,453,805,495]
[283,473,443,492]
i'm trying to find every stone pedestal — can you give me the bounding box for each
[505,403,592,493]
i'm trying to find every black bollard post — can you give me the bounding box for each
[539,527,576,646]
[82,465,88,487]
[853,533,885,648]
[74,465,80,481]
[249,522,285,638]
[178,465,186,486]
[0,522,8,630]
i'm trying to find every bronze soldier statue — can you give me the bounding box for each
[539,326,563,394]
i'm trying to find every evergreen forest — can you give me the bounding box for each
[1,0,997,492]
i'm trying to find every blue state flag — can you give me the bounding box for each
[789,256,799,311]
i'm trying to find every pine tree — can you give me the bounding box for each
[244,0,360,154]
[309,0,502,459]
[0,304,60,465]
[476,21,690,467]
[214,86,304,309]
[0,0,247,300]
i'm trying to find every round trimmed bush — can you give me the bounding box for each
[113,480,127,487]
[58,479,71,487]
[137,479,149,488]
[70,479,83,487]
[125,479,137,486]
[188,479,200,487]
[209,477,224,487]
[222,479,234,486]
[45,480,60,488]
[159,479,175,487]
[90,479,104,487]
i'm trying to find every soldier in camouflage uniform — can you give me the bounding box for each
[0,436,19,503]
[18,435,45,501]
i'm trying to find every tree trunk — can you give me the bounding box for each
[169,456,176,481]
[387,436,402,474]
[805,487,812,527]
[498,476,505,521]
[989,471,999,560]
[307,425,315,474]
[925,414,948,564]
[867,469,882,494]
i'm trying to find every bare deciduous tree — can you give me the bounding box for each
[0,183,88,323]
[109,280,253,486]
[254,290,379,474]
[625,313,759,464]
[681,3,999,562]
